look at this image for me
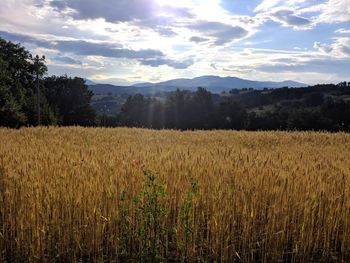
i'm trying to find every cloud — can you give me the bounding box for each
[257,58,350,77]
[154,27,177,37]
[314,37,350,57]
[53,55,82,65]
[335,28,350,34]
[49,0,67,10]
[0,31,163,59]
[255,0,350,27]
[271,10,312,28]
[140,58,194,69]
[0,30,194,69]
[0,31,50,47]
[189,36,209,43]
[53,40,163,59]
[49,0,191,38]
[254,0,310,13]
[188,21,249,45]
[316,0,350,24]
[313,42,333,54]
[49,0,192,23]
[254,0,283,12]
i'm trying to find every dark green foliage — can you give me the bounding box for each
[287,108,331,131]
[136,169,168,262]
[44,76,96,126]
[120,94,149,127]
[303,92,324,107]
[0,37,95,127]
[0,38,37,126]
[0,38,58,127]
[165,89,190,129]
[118,84,350,131]
[321,100,350,130]
[247,111,287,131]
[215,100,247,130]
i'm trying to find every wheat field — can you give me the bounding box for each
[0,127,350,262]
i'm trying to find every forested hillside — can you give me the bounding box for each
[100,84,350,131]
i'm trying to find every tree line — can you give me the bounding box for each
[0,38,95,127]
[118,87,350,131]
[1,37,350,131]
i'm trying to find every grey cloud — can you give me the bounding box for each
[155,27,177,37]
[189,36,209,43]
[341,46,350,55]
[188,21,248,45]
[50,0,67,10]
[314,38,350,57]
[0,31,191,69]
[140,58,194,69]
[257,59,350,76]
[314,42,333,53]
[33,0,47,8]
[132,16,180,37]
[105,28,119,33]
[272,10,312,27]
[53,40,163,59]
[49,0,192,23]
[0,31,163,59]
[53,55,82,65]
[0,31,50,48]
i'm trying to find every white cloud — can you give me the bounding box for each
[313,42,334,54]
[269,9,313,29]
[316,0,350,23]
[254,0,282,12]
[314,37,350,57]
[254,0,310,12]
[335,28,350,34]
[255,0,350,29]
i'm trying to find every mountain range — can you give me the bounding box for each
[88,75,306,95]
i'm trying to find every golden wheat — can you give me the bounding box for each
[0,127,349,262]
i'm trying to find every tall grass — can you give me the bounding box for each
[0,127,349,262]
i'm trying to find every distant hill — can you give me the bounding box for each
[89,75,306,95]
[84,79,96,85]
[89,84,137,95]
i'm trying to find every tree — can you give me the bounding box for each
[303,92,324,107]
[216,100,247,130]
[0,37,54,127]
[119,94,147,127]
[0,57,27,126]
[189,87,214,129]
[287,108,329,131]
[321,100,350,131]
[165,89,188,129]
[44,76,96,126]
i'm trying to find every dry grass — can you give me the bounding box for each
[0,127,350,262]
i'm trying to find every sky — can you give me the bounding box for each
[0,0,349,85]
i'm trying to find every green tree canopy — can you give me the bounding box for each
[0,37,54,127]
[44,76,96,126]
